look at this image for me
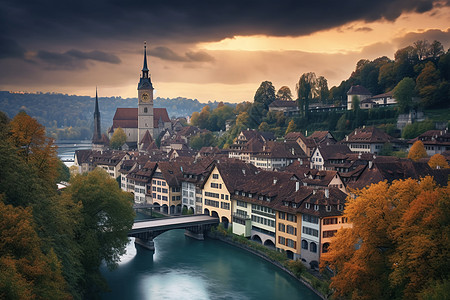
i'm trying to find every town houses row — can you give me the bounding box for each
[74,128,450,268]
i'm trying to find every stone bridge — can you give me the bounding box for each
[128,214,219,251]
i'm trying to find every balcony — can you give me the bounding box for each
[232,212,250,220]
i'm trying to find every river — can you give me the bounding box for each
[100,214,320,300]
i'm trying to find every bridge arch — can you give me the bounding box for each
[204,208,210,216]
[264,239,276,249]
[251,234,262,244]
[211,211,219,219]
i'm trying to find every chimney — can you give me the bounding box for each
[369,161,373,169]
[325,188,329,198]
[296,181,300,192]
[273,178,277,185]
[242,169,246,175]
[313,189,316,195]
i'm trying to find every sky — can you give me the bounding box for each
[1,0,450,103]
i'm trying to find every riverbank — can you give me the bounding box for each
[207,225,331,300]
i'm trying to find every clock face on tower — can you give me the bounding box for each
[141,93,150,102]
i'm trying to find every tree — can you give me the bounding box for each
[321,177,450,299]
[296,72,318,118]
[316,76,329,103]
[258,121,270,132]
[190,131,217,150]
[408,140,427,161]
[416,61,440,108]
[393,77,415,113]
[276,86,293,101]
[254,81,276,109]
[110,127,126,150]
[285,120,296,135]
[0,200,69,299]
[429,40,445,61]
[428,153,449,169]
[63,168,135,293]
[9,111,58,182]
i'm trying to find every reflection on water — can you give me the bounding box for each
[101,229,320,300]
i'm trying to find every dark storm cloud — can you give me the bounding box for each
[0,0,447,47]
[36,49,121,70]
[0,37,26,59]
[149,47,215,62]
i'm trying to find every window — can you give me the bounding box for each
[323,230,337,238]
[323,218,338,225]
[211,183,221,189]
[157,187,161,192]
[278,223,285,232]
[162,182,166,186]
[237,200,247,208]
[303,214,319,224]
[144,107,148,113]
[162,196,168,201]
[310,242,317,253]
[303,226,319,237]
[287,214,297,222]
[225,195,229,200]
[338,204,343,211]
[279,212,286,220]
[305,203,310,209]
[221,202,230,210]
[287,225,297,236]
[326,205,331,212]
[205,192,219,198]
[212,174,219,179]
[314,204,319,211]
[162,188,168,193]
[342,217,348,223]
[279,236,286,245]
[205,199,219,208]
[287,239,296,249]
[301,240,308,249]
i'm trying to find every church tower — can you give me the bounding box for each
[92,87,101,143]
[138,42,154,147]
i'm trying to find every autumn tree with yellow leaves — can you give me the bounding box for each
[408,140,427,161]
[321,177,450,300]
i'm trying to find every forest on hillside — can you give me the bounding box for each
[0,92,234,139]
[188,39,450,149]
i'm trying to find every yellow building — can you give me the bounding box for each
[150,162,182,215]
[275,211,302,260]
[202,161,258,226]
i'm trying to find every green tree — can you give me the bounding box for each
[190,131,217,150]
[393,77,416,113]
[63,168,135,294]
[416,61,440,108]
[56,159,70,182]
[285,120,296,135]
[408,140,427,161]
[296,72,318,118]
[258,121,270,132]
[254,81,276,109]
[276,86,293,101]
[110,127,126,150]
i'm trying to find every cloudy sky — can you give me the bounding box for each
[1,0,449,102]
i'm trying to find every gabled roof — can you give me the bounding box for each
[112,107,170,129]
[140,130,154,146]
[342,126,396,144]
[316,144,352,160]
[347,85,371,95]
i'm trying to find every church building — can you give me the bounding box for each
[109,44,171,150]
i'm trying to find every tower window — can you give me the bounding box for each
[144,107,148,113]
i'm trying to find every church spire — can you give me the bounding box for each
[142,42,149,79]
[92,87,101,143]
[138,42,153,90]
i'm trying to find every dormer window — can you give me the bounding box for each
[305,203,311,209]
[314,204,319,211]
[326,205,331,212]
[338,204,343,211]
